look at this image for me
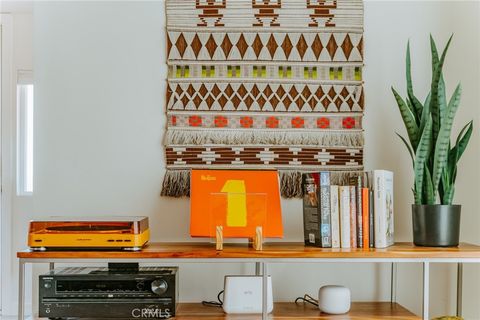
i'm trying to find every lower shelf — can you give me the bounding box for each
[174,302,418,319]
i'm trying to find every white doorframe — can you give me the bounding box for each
[0,13,15,316]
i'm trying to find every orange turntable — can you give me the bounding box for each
[28,216,149,251]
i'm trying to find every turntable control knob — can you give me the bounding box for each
[151,279,168,295]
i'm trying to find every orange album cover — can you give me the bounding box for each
[190,169,283,238]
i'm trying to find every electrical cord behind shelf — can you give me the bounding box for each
[295,293,319,307]
[204,291,317,308]
[202,290,224,307]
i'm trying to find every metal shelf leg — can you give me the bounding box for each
[262,262,268,320]
[422,262,429,320]
[390,262,397,304]
[18,259,25,320]
[457,263,463,317]
[255,262,261,276]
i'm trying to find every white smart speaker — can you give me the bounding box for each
[318,285,351,314]
[222,275,273,314]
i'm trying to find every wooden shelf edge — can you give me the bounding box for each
[18,241,480,259]
[173,302,419,319]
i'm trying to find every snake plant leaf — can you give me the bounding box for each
[441,119,468,203]
[406,41,414,97]
[406,97,419,124]
[419,92,431,139]
[440,159,451,205]
[430,35,453,144]
[448,120,473,184]
[430,34,440,74]
[406,41,424,120]
[392,87,419,149]
[423,165,435,204]
[432,83,462,192]
[411,95,424,123]
[443,185,455,205]
[438,75,447,125]
[396,132,414,168]
[414,116,433,204]
[454,120,473,162]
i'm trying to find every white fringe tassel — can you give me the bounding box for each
[166,130,364,147]
[161,169,364,198]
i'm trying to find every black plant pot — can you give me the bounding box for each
[412,204,461,247]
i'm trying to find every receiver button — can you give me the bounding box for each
[151,279,168,295]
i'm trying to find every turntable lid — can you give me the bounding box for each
[30,216,148,223]
[28,216,149,234]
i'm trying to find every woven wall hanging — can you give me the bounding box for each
[162,0,364,198]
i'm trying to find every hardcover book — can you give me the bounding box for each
[372,170,394,248]
[301,172,331,247]
[349,186,357,248]
[302,173,320,246]
[361,188,370,249]
[330,185,340,249]
[339,186,351,248]
[319,172,332,248]
[349,176,363,247]
[369,188,375,248]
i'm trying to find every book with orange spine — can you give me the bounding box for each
[362,188,370,249]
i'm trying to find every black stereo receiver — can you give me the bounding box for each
[39,266,178,319]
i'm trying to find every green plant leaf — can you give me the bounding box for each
[396,132,414,168]
[406,40,414,97]
[430,35,453,145]
[406,96,415,115]
[411,95,424,123]
[414,116,433,204]
[406,41,424,121]
[453,120,473,162]
[440,159,450,205]
[432,83,462,192]
[406,97,420,124]
[392,87,419,149]
[423,165,435,204]
[430,34,440,74]
[419,92,431,140]
[406,41,413,94]
[443,185,455,205]
[438,75,447,125]
[448,120,473,183]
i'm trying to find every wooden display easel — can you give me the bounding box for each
[216,225,263,251]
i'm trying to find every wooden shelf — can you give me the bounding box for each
[18,242,480,260]
[174,302,419,319]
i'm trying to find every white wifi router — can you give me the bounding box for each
[222,275,273,314]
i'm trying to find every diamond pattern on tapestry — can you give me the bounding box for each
[162,0,365,198]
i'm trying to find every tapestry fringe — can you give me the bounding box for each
[161,169,364,198]
[165,130,364,147]
[279,170,364,198]
[160,169,190,197]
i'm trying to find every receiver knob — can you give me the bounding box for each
[151,279,168,295]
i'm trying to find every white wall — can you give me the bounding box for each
[3,0,479,318]
[0,8,34,315]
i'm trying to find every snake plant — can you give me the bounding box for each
[392,35,473,205]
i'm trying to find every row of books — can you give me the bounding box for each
[302,170,394,249]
